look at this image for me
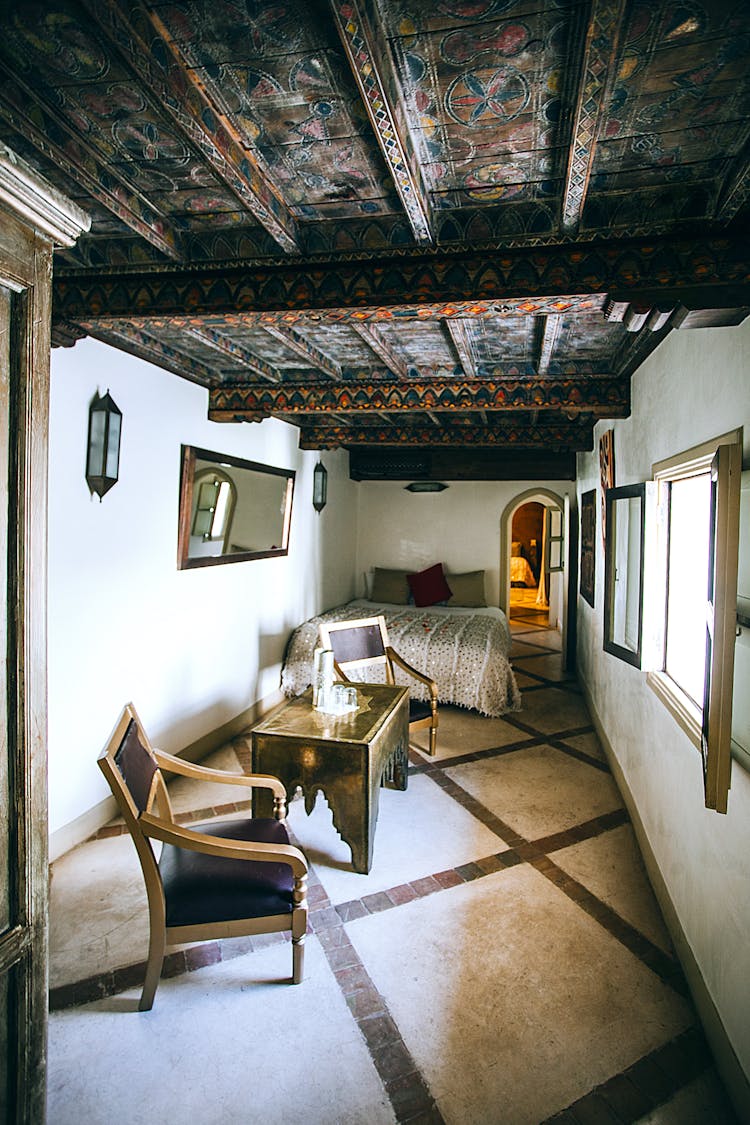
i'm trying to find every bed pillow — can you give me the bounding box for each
[407,563,452,608]
[370,567,411,604]
[446,570,487,607]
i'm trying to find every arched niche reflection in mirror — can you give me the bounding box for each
[177,445,295,569]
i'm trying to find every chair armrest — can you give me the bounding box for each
[140,813,308,878]
[386,648,438,699]
[153,749,286,800]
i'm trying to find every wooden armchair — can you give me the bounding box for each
[318,615,438,755]
[98,703,308,1011]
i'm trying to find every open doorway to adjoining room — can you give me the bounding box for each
[509,500,546,621]
[500,488,568,664]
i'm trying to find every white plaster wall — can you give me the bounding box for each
[354,479,574,607]
[47,338,357,835]
[576,318,750,1083]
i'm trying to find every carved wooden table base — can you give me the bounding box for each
[250,685,409,874]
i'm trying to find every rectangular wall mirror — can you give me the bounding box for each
[604,483,646,667]
[177,445,295,569]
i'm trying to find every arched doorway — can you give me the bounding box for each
[500,488,569,664]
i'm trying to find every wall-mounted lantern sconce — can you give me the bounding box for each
[312,461,328,513]
[404,481,448,493]
[86,390,122,500]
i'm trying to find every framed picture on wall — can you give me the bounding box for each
[580,489,596,607]
[599,429,615,545]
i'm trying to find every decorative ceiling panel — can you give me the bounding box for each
[0,0,745,462]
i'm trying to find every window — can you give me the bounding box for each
[648,430,743,812]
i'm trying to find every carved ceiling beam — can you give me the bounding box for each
[537,314,563,375]
[561,0,627,232]
[716,160,750,223]
[296,419,595,450]
[0,65,181,259]
[182,327,279,383]
[331,0,433,245]
[444,319,478,379]
[80,0,300,254]
[260,324,342,380]
[53,236,749,321]
[351,323,410,378]
[207,377,629,420]
[82,322,218,386]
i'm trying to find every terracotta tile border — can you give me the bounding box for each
[308,868,445,1125]
[541,1026,737,1124]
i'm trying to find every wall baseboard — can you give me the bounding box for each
[49,688,286,862]
[580,680,750,1122]
[49,796,118,863]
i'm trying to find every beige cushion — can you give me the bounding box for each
[446,570,487,607]
[370,567,411,604]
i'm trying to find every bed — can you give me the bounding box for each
[281,598,521,718]
[510,556,537,587]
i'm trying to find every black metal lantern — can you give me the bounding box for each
[312,461,327,513]
[86,390,122,500]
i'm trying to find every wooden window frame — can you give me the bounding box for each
[647,429,743,812]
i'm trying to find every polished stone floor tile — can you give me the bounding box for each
[347,865,693,1125]
[286,772,507,905]
[48,938,395,1125]
[514,652,572,682]
[552,824,674,954]
[515,686,592,733]
[446,743,623,840]
[558,729,607,762]
[50,834,150,988]
[410,704,535,760]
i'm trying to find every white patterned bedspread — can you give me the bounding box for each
[281,600,521,718]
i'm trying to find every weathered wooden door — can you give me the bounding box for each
[0,146,88,1122]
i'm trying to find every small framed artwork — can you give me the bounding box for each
[599,428,615,545]
[580,489,596,607]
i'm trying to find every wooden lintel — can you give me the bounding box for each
[53,237,750,322]
[208,377,629,418]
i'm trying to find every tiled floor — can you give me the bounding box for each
[47,609,739,1124]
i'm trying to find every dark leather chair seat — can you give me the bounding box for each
[160,817,294,928]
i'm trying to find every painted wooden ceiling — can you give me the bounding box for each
[1,0,748,470]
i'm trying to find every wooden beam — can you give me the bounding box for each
[260,324,342,380]
[79,0,300,253]
[537,314,563,375]
[561,0,627,232]
[444,319,478,378]
[81,322,219,385]
[0,64,182,259]
[331,0,433,245]
[351,323,409,378]
[53,236,749,321]
[297,418,595,449]
[207,377,629,418]
[183,326,279,382]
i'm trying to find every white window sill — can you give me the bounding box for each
[647,671,702,750]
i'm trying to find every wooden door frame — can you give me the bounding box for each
[0,143,88,1123]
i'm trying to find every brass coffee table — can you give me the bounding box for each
[250,684,409,873]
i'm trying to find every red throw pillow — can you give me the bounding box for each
[407,563,452,608]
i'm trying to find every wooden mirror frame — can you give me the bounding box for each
[603,483,646,668]
[177,445,294,569]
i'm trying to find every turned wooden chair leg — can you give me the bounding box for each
[292,935,305,984]
[139,929,166,1011]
